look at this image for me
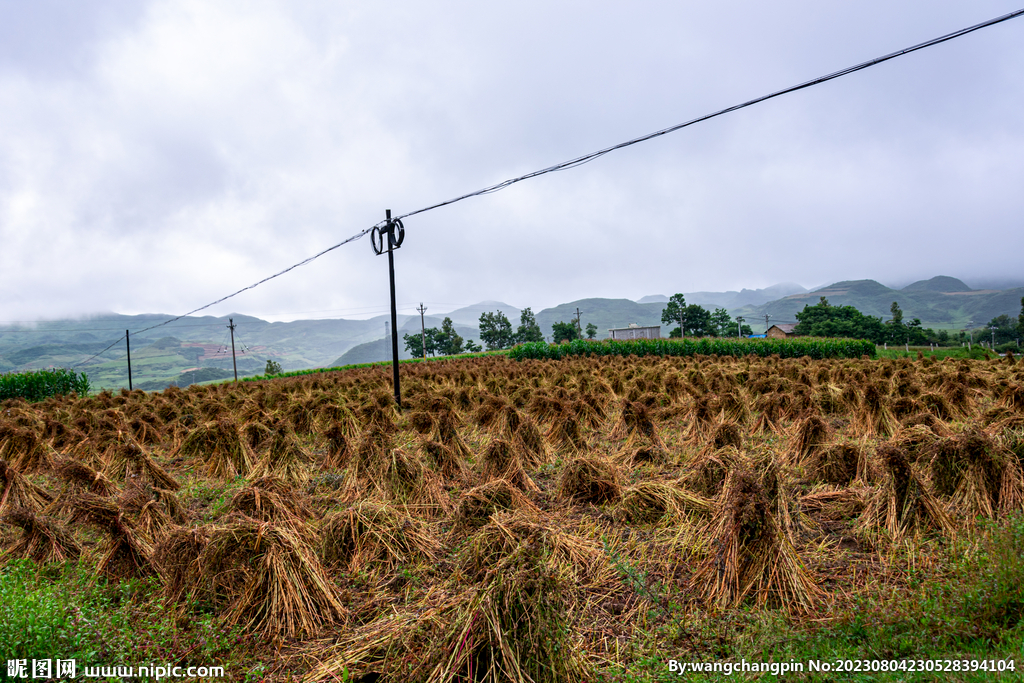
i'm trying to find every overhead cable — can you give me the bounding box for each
[103,8,1024,339]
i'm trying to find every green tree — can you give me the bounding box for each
[515,307,544,344]
[794,298,885,343]
[264,359,282,375]
[1019,297,1024,339]
[585,322,598,340]
[682,304,713,337]
[987,314,1018,345]
[710,308,733,337]
[479,311,515,350]
[661,294,686,335]
[437,317,464,355]
[464,339,482,353]
[404,329,443,357]
[551,321,580,343]
[886,301,908,344]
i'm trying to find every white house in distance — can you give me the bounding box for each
[608,323,661,340]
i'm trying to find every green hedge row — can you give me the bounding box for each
[0,368,91,402]
[508,337,876,361]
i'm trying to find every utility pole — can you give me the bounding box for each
[991,325,997,349]
[125,330,133,391]
[417,303,428,359]
[228,318,238,382]
[736,316,744,338]
[371,209,405,408]
[385,322,391,363]
[574,307,582,338]
[763,314,772,335]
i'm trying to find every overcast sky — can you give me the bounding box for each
[1,1,1022,324]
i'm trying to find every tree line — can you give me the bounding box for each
[659,294,753,338]
[404,295,1024,357]
[794,296,1024,348]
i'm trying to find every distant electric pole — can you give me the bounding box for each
[763,314,772,334]
[417,303,428,359]
[228,318,238,382]
[574,307,583,337]
[384,321,391,363]
[736,316,745,338]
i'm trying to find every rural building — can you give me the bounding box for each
[608,324,660,340]
[766,323,799,339]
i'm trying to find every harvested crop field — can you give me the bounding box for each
[2,352,1024,681]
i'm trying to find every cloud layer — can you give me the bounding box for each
[2,1,1022,323]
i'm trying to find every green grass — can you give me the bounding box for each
[0,559,264,682]
[875,346,1003,361]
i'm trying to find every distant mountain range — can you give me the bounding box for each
[743,276,1024,329]
[2,276,1020,391]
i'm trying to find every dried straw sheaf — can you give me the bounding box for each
[52,457,116,496]
[926,429,1024,518]
[104,438,180,491]
[352,429,450,513]
[617,481,713,525]
[0,458,53,514]
[858,443,953,541]
[455,480,539,531]
[0,508,81,564]
[420,439,469,483]
[196,516,345,639]
[0,426,50,473]
[67,492,156,578]
[320,500,440,573]
[249,424,314,483]
[179,420,253,480]
[557,456,623,505]
[461,510,599,584]
[691,470,821,615]
[610,400,664,449]
[481,439,538,492]
[225,477,313,527]
[156,526,210,604]
[428,538,589,683]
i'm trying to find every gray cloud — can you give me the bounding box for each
[1,1,1021,324]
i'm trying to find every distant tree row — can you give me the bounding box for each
[403,317,482,358]
[794,297,1024,347]
[478,308,544,350]
[660,294,753,338]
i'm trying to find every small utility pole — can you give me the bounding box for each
[417,303,428,359]
[385,321,391,363]
[228,318,238,382]
[125,330,133,391]
[574,307,583,337]
[371,209,405,409]
[991,326,997,349]
[736,316,744,338]
[763,314,772,334]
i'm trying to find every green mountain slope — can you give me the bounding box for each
[740,279,1022,331]
[535,299,666,340]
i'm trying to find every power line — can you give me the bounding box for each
[393,8,1024,223]
[48,8,1024,344]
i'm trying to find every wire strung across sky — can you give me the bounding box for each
[56,7,1024,357]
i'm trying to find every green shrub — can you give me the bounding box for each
[508,337,876,361]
